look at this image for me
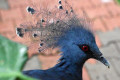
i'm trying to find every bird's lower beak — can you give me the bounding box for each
[93,54,110,68]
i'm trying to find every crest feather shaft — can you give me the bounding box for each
[16,0,93,54]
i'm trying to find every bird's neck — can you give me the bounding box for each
[55,57,86,80]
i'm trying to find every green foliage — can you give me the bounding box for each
[116,0,120,4]
[0,35,35,80]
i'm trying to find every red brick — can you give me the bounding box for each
[0,21,18,41]
[71,0,93,9]
[85,5,110,19]
[0,21,14,32]
[91,0,102,7]
[83,67,90,80]
[95,35,102,47]
[39,55,60,69]
[29,0,45,5]
[75,9,85,18]
[8,0,30,8]
[91,0,115,7]
[15,19,26,27]
[11,36,28,47]
[106,2,120,17]
[102,16,120,30]
[92,18,107,32]
[1,8,23,22]
[29,0,57,9]
[20,6,30,19]
[87,59,96,64]
[14,10,34,26]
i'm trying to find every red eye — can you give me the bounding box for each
[82,46,89,51]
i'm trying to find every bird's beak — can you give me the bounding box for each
[93,53,110,68]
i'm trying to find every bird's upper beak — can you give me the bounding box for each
[93,53,110,68]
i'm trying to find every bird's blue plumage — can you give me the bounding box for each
[21,0,110,79]
[23,26,97,80]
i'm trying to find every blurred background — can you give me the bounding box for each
[0,0,120,80]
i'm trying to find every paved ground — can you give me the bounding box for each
[0,0,9,9]
[85,28,120,80]
[0,0,120,80]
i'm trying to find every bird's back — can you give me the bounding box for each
[23,67,76,80]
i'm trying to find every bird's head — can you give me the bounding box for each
[16,1,110,68]
[58,26,110,68]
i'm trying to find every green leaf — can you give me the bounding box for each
[0,35,35,80]
[116,0,120,4]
